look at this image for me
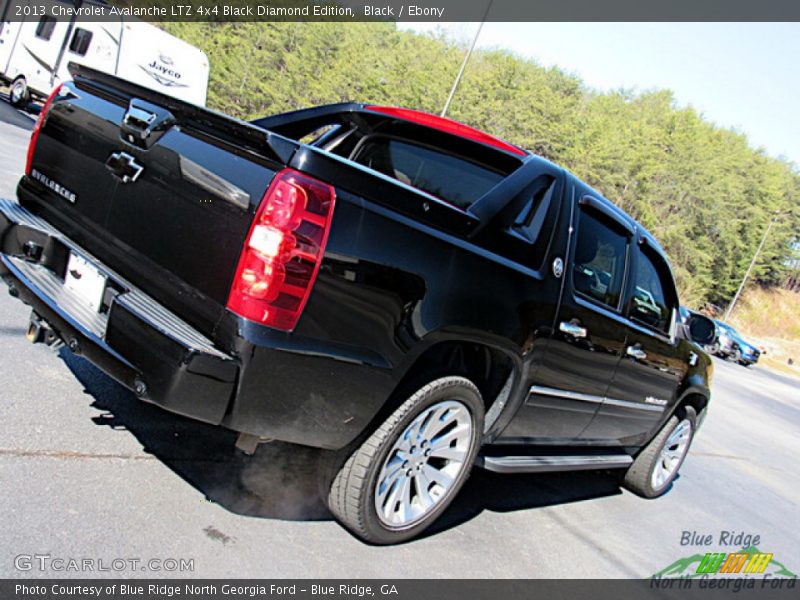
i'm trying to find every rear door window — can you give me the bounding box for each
[629,245,677,334]
[352,136,504,209]
[572,207,630,310]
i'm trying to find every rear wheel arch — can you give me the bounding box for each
[318,339,520,498]
[390,340,520,426]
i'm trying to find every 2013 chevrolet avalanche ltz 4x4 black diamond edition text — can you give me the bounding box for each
[0,65,716,544]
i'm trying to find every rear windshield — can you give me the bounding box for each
[352,136,505,209]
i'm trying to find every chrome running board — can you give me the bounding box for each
[477,454,633,474]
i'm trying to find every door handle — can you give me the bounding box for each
[626,345,647,360]
[559,321,587,339]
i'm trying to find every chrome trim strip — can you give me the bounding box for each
[0,199,230,360]
[603,396,665,413]
[529,385,603,405]
[1,255,135,370]
[6,255,107,338]
[529,385,665,413]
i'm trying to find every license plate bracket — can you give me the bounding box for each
[64,253,107,313]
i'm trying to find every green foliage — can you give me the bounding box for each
[163,22,800,308]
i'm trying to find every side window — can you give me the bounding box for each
[68,28,92,56]
[630,246,675,334]
[572,207,629,310]
[352,136,504,209]
[35,16,56,41]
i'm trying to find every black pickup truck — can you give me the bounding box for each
[0,65,715,544]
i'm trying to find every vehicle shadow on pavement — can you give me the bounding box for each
[422,469,623,541]
[61,351,625,538]
[0,93,38,129]
[59,350,331,520]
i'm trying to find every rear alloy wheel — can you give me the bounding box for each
[9,77,30,109]
[374,399,472,529]
[328,376,483,544]
[623,407,695,498]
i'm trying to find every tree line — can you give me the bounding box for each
[164,21,800,309]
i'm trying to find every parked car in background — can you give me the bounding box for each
[712,320,761,366]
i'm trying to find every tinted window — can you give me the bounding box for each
[35,16,56,41]
[69,28,92,56]
[573,208,629,309]
[353,136,503,209]
[630,247,674,333]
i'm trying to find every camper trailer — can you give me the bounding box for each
[0,0,209,107]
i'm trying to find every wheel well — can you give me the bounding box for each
[395,341,516,415]
[679,393,708,417]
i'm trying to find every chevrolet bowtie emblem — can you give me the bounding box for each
[105,151,144,184]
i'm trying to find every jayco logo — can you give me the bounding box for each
[139,55,188,89]
[147,60,181,80]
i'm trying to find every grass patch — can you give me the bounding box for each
[730,287,800,378]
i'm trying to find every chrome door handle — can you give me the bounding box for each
[559,321,587,339]
[626,346,647,360]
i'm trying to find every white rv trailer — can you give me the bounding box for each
[0,0,209,107]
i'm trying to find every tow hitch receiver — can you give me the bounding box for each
[26,312,63,350]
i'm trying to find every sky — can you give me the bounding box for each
[401,22,800,167]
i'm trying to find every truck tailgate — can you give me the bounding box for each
[19,65,297,339]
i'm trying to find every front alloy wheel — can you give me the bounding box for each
[623,408,696,498]
[650,418,692,491]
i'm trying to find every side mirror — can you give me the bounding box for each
[686,314,716,346]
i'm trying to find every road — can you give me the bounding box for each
[0,97,797,579]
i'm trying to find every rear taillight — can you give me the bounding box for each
[25,83,64,176]
[227,169,336,331]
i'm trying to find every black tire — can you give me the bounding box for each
[9,77,30,109]
[327,376,484,544]
[623,406,696,498]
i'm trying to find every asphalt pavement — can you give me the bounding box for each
[0,97,797,579]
